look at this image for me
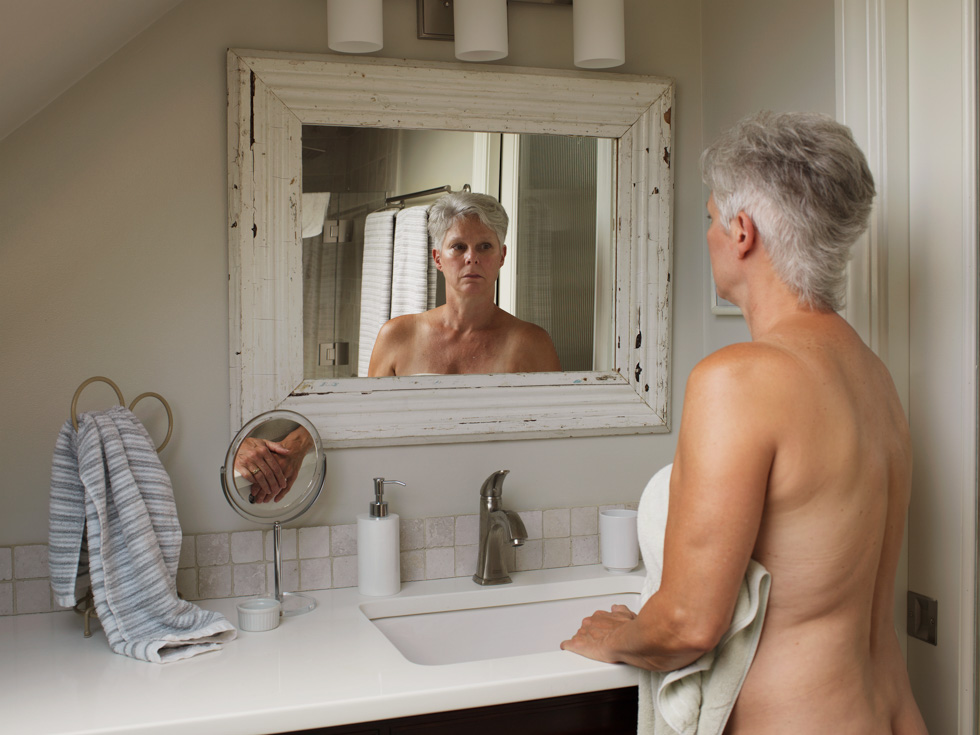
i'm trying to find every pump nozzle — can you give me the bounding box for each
[370,477,406,518]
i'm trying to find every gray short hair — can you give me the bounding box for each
[428,192,509,248]
[701,111,875,311]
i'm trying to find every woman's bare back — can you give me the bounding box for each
[724,313,926,734]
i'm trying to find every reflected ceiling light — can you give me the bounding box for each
[327,0,383,54]
[573,0,625,69]
[454,0,509,62]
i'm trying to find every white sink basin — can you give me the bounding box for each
[360,573,643,666]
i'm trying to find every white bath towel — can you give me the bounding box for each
[391,205,435,318]
[49,407,236,663]
[302,192,330,239]
[637,464,771,735]
[358,209,398,376]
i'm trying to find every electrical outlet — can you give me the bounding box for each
[907,591,938,645]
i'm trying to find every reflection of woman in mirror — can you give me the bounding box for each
[235,425,314,504]
[368,192,561,376]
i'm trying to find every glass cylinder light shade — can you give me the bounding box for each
[327,0,383,54]
[573,0,626,69]
[454,0,508,62]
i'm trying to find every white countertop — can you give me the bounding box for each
[0,565,643,735]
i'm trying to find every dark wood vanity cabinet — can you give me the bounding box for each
[281,687,639,735]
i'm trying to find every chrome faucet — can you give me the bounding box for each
[473,469,528,585]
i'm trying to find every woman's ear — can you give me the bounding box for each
[432,247,443,271]
[731,211,758,259]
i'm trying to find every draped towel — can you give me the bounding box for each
[358,209,398,376]
[637,464,771,734]
[302,192,331,239]
[49,407,236,663]
[391,205,436,317]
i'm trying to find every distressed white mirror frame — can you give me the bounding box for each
[227,49,674,447]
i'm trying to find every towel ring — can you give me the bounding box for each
[129,392,174,452]
[70,376,125,431]
[70,377,173,453]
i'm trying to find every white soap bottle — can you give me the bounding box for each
[357,477,405,596]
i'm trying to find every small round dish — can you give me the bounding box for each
[237,597,281,632]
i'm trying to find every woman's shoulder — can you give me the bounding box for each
[380,311,427,336]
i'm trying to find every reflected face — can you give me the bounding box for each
[433,216,506,296]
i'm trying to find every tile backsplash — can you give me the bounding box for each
[0,503,637,616]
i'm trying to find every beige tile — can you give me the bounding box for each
[425,516,455,548]
[0,582,12,615]
[299,526,330,558]
[196,534,230,566]
[0,547,11,581]
[400,550,425,582]
[425,547,455,579]
[454,545,477,577]
[543,509,570,538]
[517,510,542,540]
[300,557,332,591]
[400,519,424,550]
[233,563,267,597]
[571,535,599,566]
[570,507,598,536]
[331,524,357,556]
[15,579,52,614]
[454,515,479,546]
[199,565,232,599]
[543,538,571,568]
[332,556,358,588]
[515,539,543,571]
[231,531,263,563]
[14,545,48,579]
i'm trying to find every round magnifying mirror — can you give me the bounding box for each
[220,410,326,616]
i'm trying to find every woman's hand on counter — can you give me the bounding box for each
[560,604,637,663]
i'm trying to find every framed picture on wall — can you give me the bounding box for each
[710,275,742,316]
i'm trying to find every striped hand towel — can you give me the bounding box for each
[358,209,398,376]
[49,406,236,663]
[391,205,435,318]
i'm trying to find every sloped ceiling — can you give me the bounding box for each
[0,0,185,143]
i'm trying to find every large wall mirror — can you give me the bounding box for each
[228,49,674,447]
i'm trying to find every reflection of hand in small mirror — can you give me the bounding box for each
[235,427,314,504]
[367,193,561,377]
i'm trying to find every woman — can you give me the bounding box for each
[368,192,560,376]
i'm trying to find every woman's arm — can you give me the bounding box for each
[562,345,777,669]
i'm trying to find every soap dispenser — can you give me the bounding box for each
[357,477,406,596]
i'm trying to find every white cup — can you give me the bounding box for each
[600,509,639,572]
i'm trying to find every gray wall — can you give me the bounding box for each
[699,0,837,353]
[0,0,836,544]
[0,0,707,544]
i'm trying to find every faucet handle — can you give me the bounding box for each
[480,469,510,498]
